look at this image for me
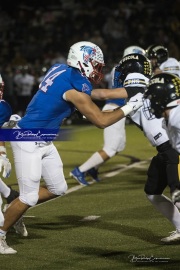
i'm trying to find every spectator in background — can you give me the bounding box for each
[1,65,18,113]
[14,65,35,116]
[11,49,28,68]
[0,1,179,116]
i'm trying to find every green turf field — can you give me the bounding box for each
[0,124,179,270]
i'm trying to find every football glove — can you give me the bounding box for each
[121,93,143,116]
[0,154,11,178]
[2,114,22,128]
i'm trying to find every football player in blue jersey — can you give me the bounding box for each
[0,75,27,254]
[0,41,144,253]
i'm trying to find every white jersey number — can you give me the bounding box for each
[39,66,66,92]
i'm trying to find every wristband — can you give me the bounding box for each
[120,104,133,116]
[0,146,7,154]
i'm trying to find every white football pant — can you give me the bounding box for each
[102,104,126,157]
[10,141,68,206]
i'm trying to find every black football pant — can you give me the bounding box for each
[144,141,180,195]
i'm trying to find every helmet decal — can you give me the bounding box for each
[80,46,96,65]
[82,83,90,93]
[119,54,139,64]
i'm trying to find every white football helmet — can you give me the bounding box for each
[123,46,145,57]
[67,41,105,84]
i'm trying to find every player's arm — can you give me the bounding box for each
[65,90,142,128]
[91,65,128,100]
[91,64,146,100]
[0,141,11,178]
[91,87,128,100]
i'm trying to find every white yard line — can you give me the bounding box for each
[100,160,150,178]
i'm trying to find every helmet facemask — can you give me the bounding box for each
[142,97,156,120]
[88,59,104,84]
[78,59,104,84]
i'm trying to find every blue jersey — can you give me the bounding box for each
[105,68,126,106]
[0,100,12,127]
[18,64,92,129]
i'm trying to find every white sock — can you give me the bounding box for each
[79,152,104,172]
[0,195,4,227]
[0,179,10,198]
[147,194,180,231]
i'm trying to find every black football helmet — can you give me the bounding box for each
[144,73,180,118]
[146,45,169,67]
[114,53,152,85]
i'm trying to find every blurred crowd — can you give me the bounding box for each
[0,0,180,115]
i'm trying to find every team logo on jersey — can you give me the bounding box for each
[82,83,90,93]
[154,132,162,141]
[80,46,96,64]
